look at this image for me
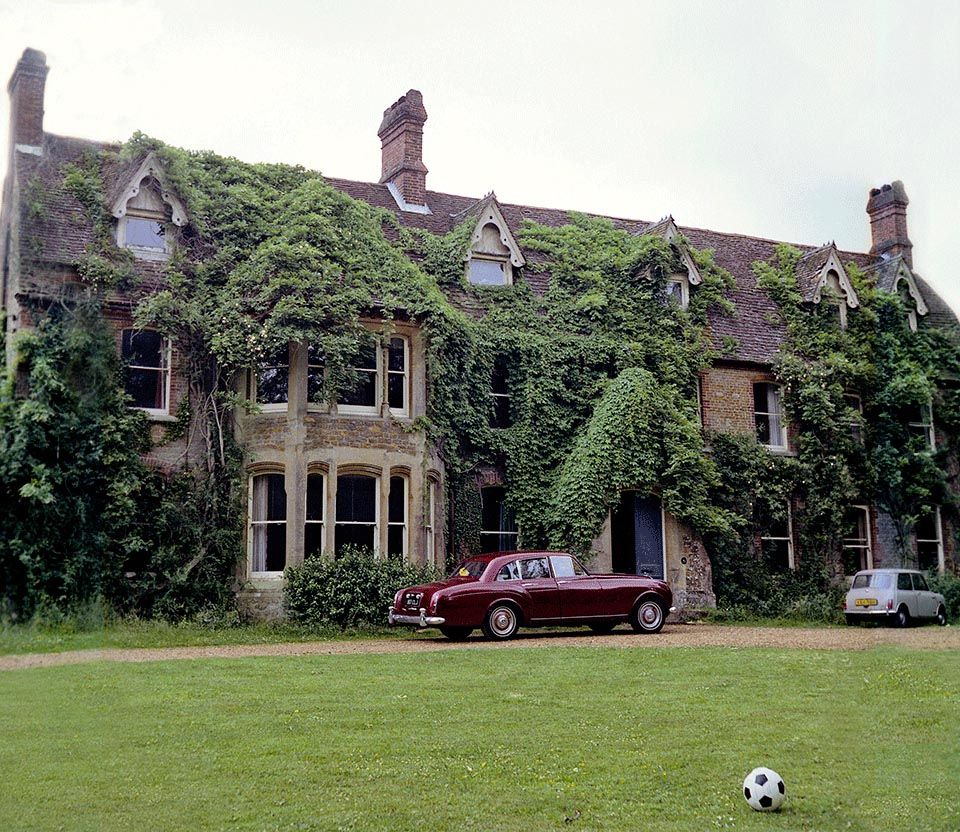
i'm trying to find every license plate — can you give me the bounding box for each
[855,598,877,607]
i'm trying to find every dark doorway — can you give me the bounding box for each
[611,492,665,579]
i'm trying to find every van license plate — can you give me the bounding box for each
[855,598,877,607]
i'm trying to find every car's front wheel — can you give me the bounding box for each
[439,626,472,641]
[895,605,910,628]
[936,605,948,627]
[630,600,665,634]
[483,604,520,640]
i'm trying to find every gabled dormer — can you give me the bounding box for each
[110,153,188,261]
[459,193,524,286]
[642,215,702,307]
[868,254,928,331]
[796,243,859,328]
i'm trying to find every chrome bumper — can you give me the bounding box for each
[669,607,676,613]
[388,607,446,628]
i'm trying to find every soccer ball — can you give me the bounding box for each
[742,767,785,811]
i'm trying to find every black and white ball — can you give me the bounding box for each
[742,767,785,811]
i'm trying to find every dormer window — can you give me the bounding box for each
[462,195,524,287]
[468,253,510,285]
[664,274,689,308]
[821,269,847,329]
[111,153,188,262]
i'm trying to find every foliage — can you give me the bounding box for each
[0,302,151,618]
[928,572,960,622]
[284,546,440,627]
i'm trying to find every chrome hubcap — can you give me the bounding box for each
[491,608,516,636]
[639,603,662,628]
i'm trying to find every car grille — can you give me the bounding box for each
[403,592,423,610]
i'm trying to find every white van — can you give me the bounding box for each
[844,569,947,627]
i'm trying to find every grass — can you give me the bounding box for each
[0,618,415,656]
[1,646,957,831]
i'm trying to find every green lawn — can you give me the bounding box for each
[1,646,957,831]
[0,620,415,655]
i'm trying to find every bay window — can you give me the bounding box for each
[335,474,378,556]
[250,473,286,574]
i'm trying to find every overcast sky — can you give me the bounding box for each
[2,0,958,310]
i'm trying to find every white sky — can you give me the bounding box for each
[2,0,958,311]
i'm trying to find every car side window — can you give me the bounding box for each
[912,573,929,591]
[897,573,912,590]
[550,556,576,578]
[496,561,521,581]
[520,557,550,579]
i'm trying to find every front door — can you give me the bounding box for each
[611,492,665,579]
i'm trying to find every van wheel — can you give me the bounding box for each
[895,605,910,628]
[630,600,665,634]
[936,606,948,627]
[483,604,520,640]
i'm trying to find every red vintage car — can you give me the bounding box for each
[388,551,674,640]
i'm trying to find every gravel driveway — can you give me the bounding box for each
[2,623,957,671]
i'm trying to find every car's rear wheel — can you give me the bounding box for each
[588,622,617,634]
[936,605,948,627]
[483,604,520,640]
[895,605,910,628]
[630,600,665,634]
[439,626,472,641]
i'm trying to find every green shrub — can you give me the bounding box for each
[928,572,960,622]
[284,546,440,627]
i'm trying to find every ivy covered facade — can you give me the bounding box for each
[2,49,958,619]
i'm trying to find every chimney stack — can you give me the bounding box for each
[378,90,428,210]
[866,180,912,268]
[7,48,48,152]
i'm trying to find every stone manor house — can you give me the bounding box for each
[3,49,957,615]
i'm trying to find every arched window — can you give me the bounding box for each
[304,472,325,559]
[121,329,170,414]
[335,473,379,556]
[387,475,408,558]
[250,473,286,574]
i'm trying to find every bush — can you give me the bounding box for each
[928,572,960,622]
[284,546,440,627]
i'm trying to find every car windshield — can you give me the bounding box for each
[449,559,487,579]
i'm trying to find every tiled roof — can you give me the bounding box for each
[13,131,953,365]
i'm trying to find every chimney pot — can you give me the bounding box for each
[8,47,48,151]
[377,89,428,209]
[867,180,912,268]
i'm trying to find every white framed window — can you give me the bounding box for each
[844,393,863,444]
[842,505,872,574]
[915,508,944,573]
[387,475,408,559]
[386,337,409,416]
[249,472,286,575]
[304,472,325,559]
[757,501,794,571]
[255,345,289,410]
[425,477,438,566]
[490,357,511,428]
[664,275,689,309]
[468,256,510,285]
[753,382,787,450]
[479,486,518,552]
[906,402,935,450]
[337,335,410,416]
[121,329,170,415]
[334,473,379,557]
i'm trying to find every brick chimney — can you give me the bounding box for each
[866,180,912,267]
[378,90,428,210]
[7,48,48,153]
